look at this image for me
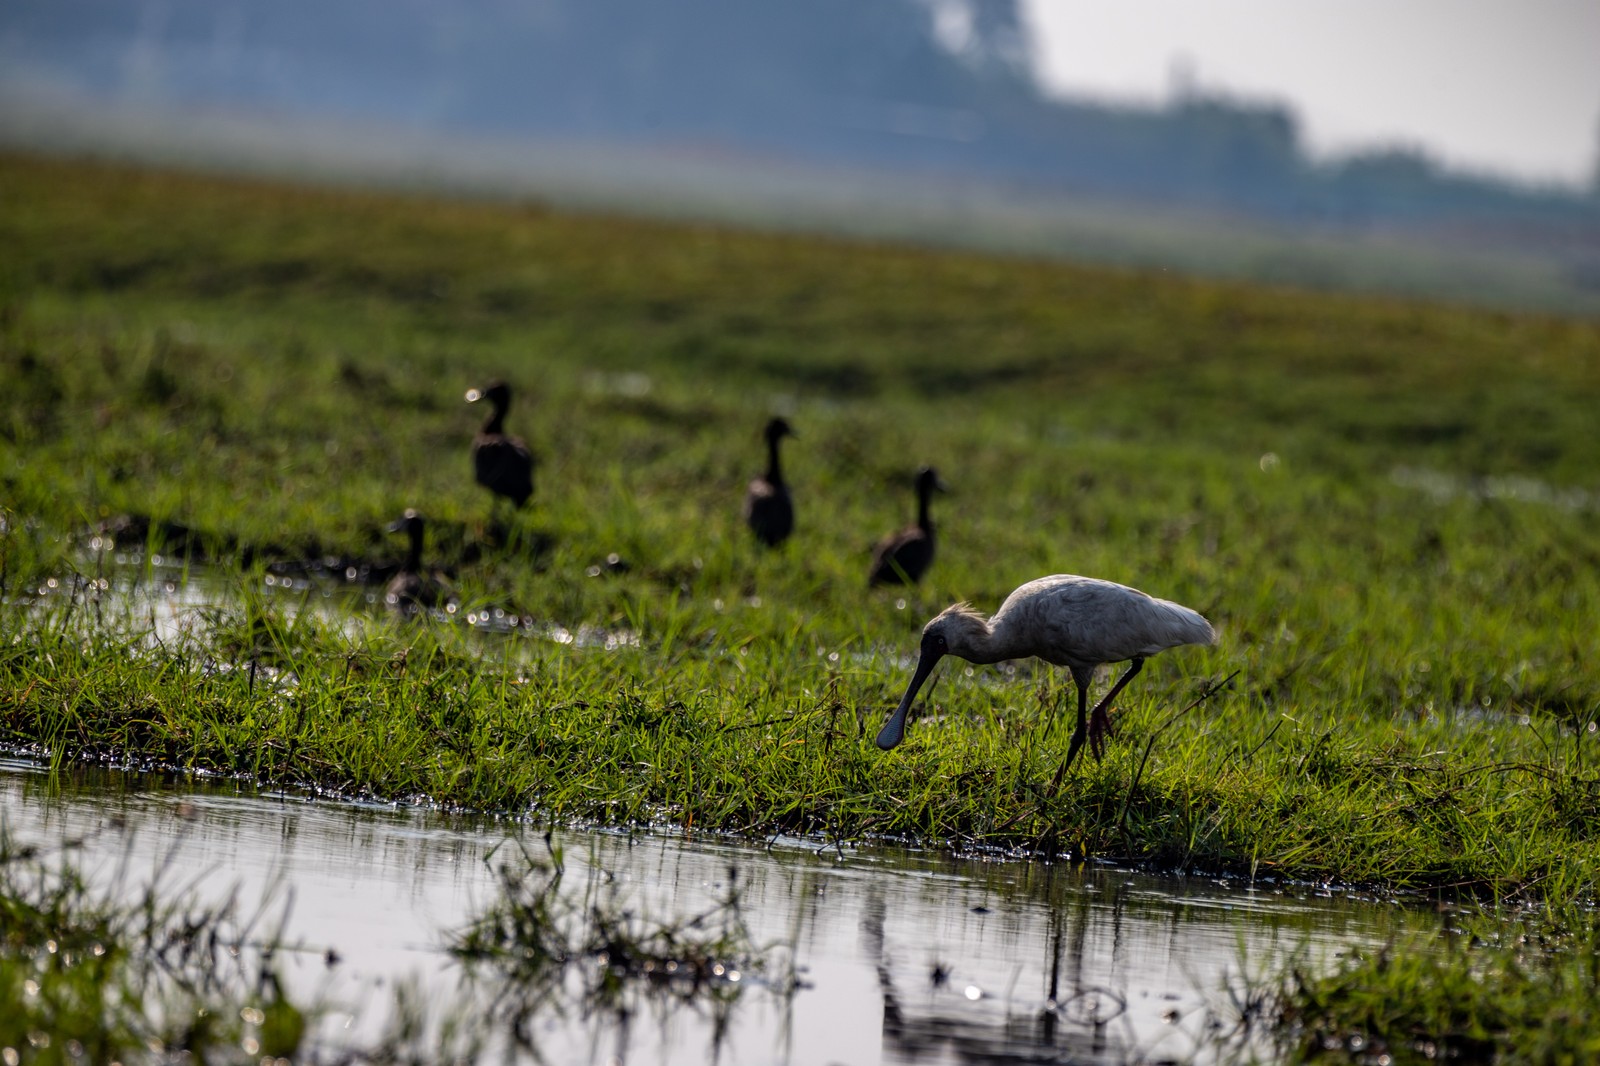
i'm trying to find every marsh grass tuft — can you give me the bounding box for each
[453,835,789,1023]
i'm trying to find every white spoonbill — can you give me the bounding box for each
[875,575,1216,783]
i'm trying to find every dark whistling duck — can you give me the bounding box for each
[743,417,795,548]
[869,466,947,586]
[385,509,443,611]
[467,381,534,511]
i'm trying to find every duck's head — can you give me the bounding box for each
[466,380,512,409]
[764,416,795,444]
[386,508,425,538]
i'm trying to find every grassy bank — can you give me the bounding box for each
[1,151,1599,903]
[1242,905,1600,1062]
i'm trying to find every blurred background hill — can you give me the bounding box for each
[4,0,1599,313]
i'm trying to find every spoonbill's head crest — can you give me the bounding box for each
[922,603,988,659]
[876,603,986,751]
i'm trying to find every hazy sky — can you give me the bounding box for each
[1019,0,1600,187]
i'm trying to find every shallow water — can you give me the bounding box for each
[19,557,639,655]
[1,761,1441,1065]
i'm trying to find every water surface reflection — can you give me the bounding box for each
[1,762,1438,1064]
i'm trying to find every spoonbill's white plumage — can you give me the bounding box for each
[875,575,1216,784]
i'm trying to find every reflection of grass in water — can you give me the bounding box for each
[452,834,790,1033]
[0,825,307,1062]
[0,816,785,1064]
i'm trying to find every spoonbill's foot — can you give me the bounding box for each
[1088,704,1116,761]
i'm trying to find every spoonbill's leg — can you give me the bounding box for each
[1087,657,1144,761]
[1049,666,1096,792]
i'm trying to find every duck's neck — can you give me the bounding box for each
[482,400,507,436]
[916,482,935,533]
[405,525,424,572]
[765,434,785,486]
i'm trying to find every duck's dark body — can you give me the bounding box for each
[386,569,438,610]
[385,510,443,610]
[869,466,946,586]
[469,381,534,509]
[743,417,794,548]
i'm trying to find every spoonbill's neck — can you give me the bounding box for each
[946,613,1014,665]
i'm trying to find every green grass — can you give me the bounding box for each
[1,150,1598,903]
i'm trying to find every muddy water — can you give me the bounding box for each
[1,761,1440,1065]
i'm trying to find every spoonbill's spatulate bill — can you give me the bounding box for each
[875,575,1216,784]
